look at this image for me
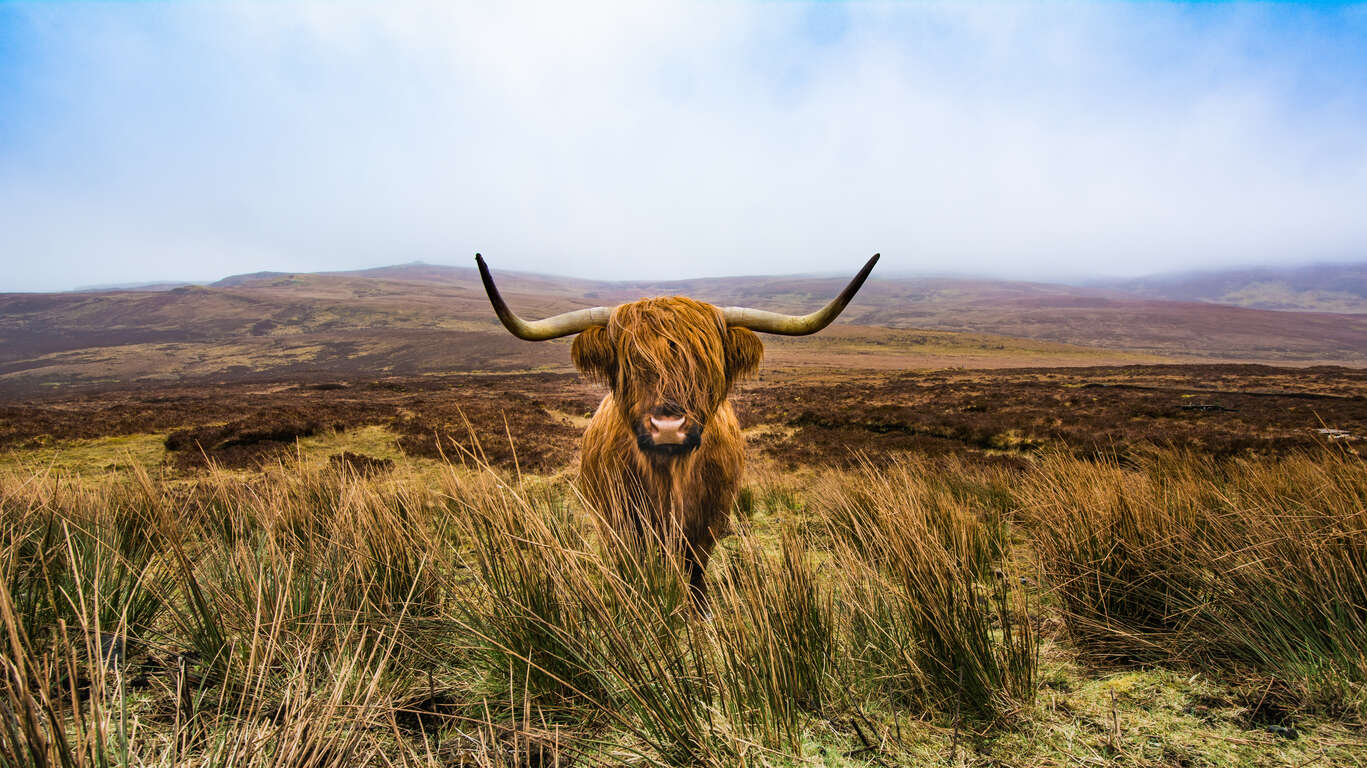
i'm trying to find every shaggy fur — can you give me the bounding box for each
[572,297,762,601]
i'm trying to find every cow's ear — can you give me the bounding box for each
[724,326,763,383]
[572,326,616,384]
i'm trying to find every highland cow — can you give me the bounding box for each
[477,253,879,603]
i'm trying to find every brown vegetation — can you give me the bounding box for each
[2,364,1363,477]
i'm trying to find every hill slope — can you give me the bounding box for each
[2,263,1365,396]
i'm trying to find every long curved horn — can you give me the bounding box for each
[723,253,880,335]
[476,254,612,340]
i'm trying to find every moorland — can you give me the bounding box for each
[2,263,1365,766]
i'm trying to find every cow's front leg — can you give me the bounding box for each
[682,523,722,615]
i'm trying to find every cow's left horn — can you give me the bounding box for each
[723,253,880,335]
[476,254,612,340]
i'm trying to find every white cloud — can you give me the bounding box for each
[2,1,1365,290]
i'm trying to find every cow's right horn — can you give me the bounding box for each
[723,253,880,335]
[476,254,612,340]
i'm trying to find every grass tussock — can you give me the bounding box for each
[816,459,1035,722]
[1018,448,1367,717]
[0,467,398,768]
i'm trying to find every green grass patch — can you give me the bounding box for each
[0,432,167,476]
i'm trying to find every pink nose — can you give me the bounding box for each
[648,415,688,444]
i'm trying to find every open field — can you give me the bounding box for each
[1,363,1366,766]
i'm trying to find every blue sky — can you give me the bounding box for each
[1,1,1366,291]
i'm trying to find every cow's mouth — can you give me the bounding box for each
[635,414,702,456]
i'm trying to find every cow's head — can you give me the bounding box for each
[476,253,879,458]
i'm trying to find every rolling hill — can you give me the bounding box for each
[2,262,1366,397]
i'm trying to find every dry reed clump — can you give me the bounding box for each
[709,529,836,751]
[812,458,1036,723]
[0,466,401,767]
[440,475,741,765]
[1016,448,1367,717]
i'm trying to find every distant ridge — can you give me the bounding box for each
[50,259,1367,314]
[325,262,476,283]
[75,281,194,293]
[206,259,1367,312]
[212,271,290,287]
[1096,261,1367,313]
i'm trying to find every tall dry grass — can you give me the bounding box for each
[815,459,1035,722]
[4,443,1361,764]
[1017,448,1367,716]
[0,449,1037,765]
[0,467,398,767]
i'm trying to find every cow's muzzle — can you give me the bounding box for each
[636,413,702,456]
[649,415,689,444]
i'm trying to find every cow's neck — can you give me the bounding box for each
[634,445,701,514]
[643,449,697,478]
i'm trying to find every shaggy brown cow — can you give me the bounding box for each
[477,253,879,603]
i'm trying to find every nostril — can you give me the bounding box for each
[650,415,686,431]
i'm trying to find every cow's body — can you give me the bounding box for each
[568,297,757,601]
[579,392,744,595]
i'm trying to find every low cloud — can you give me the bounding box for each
[2,1,1365,290]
